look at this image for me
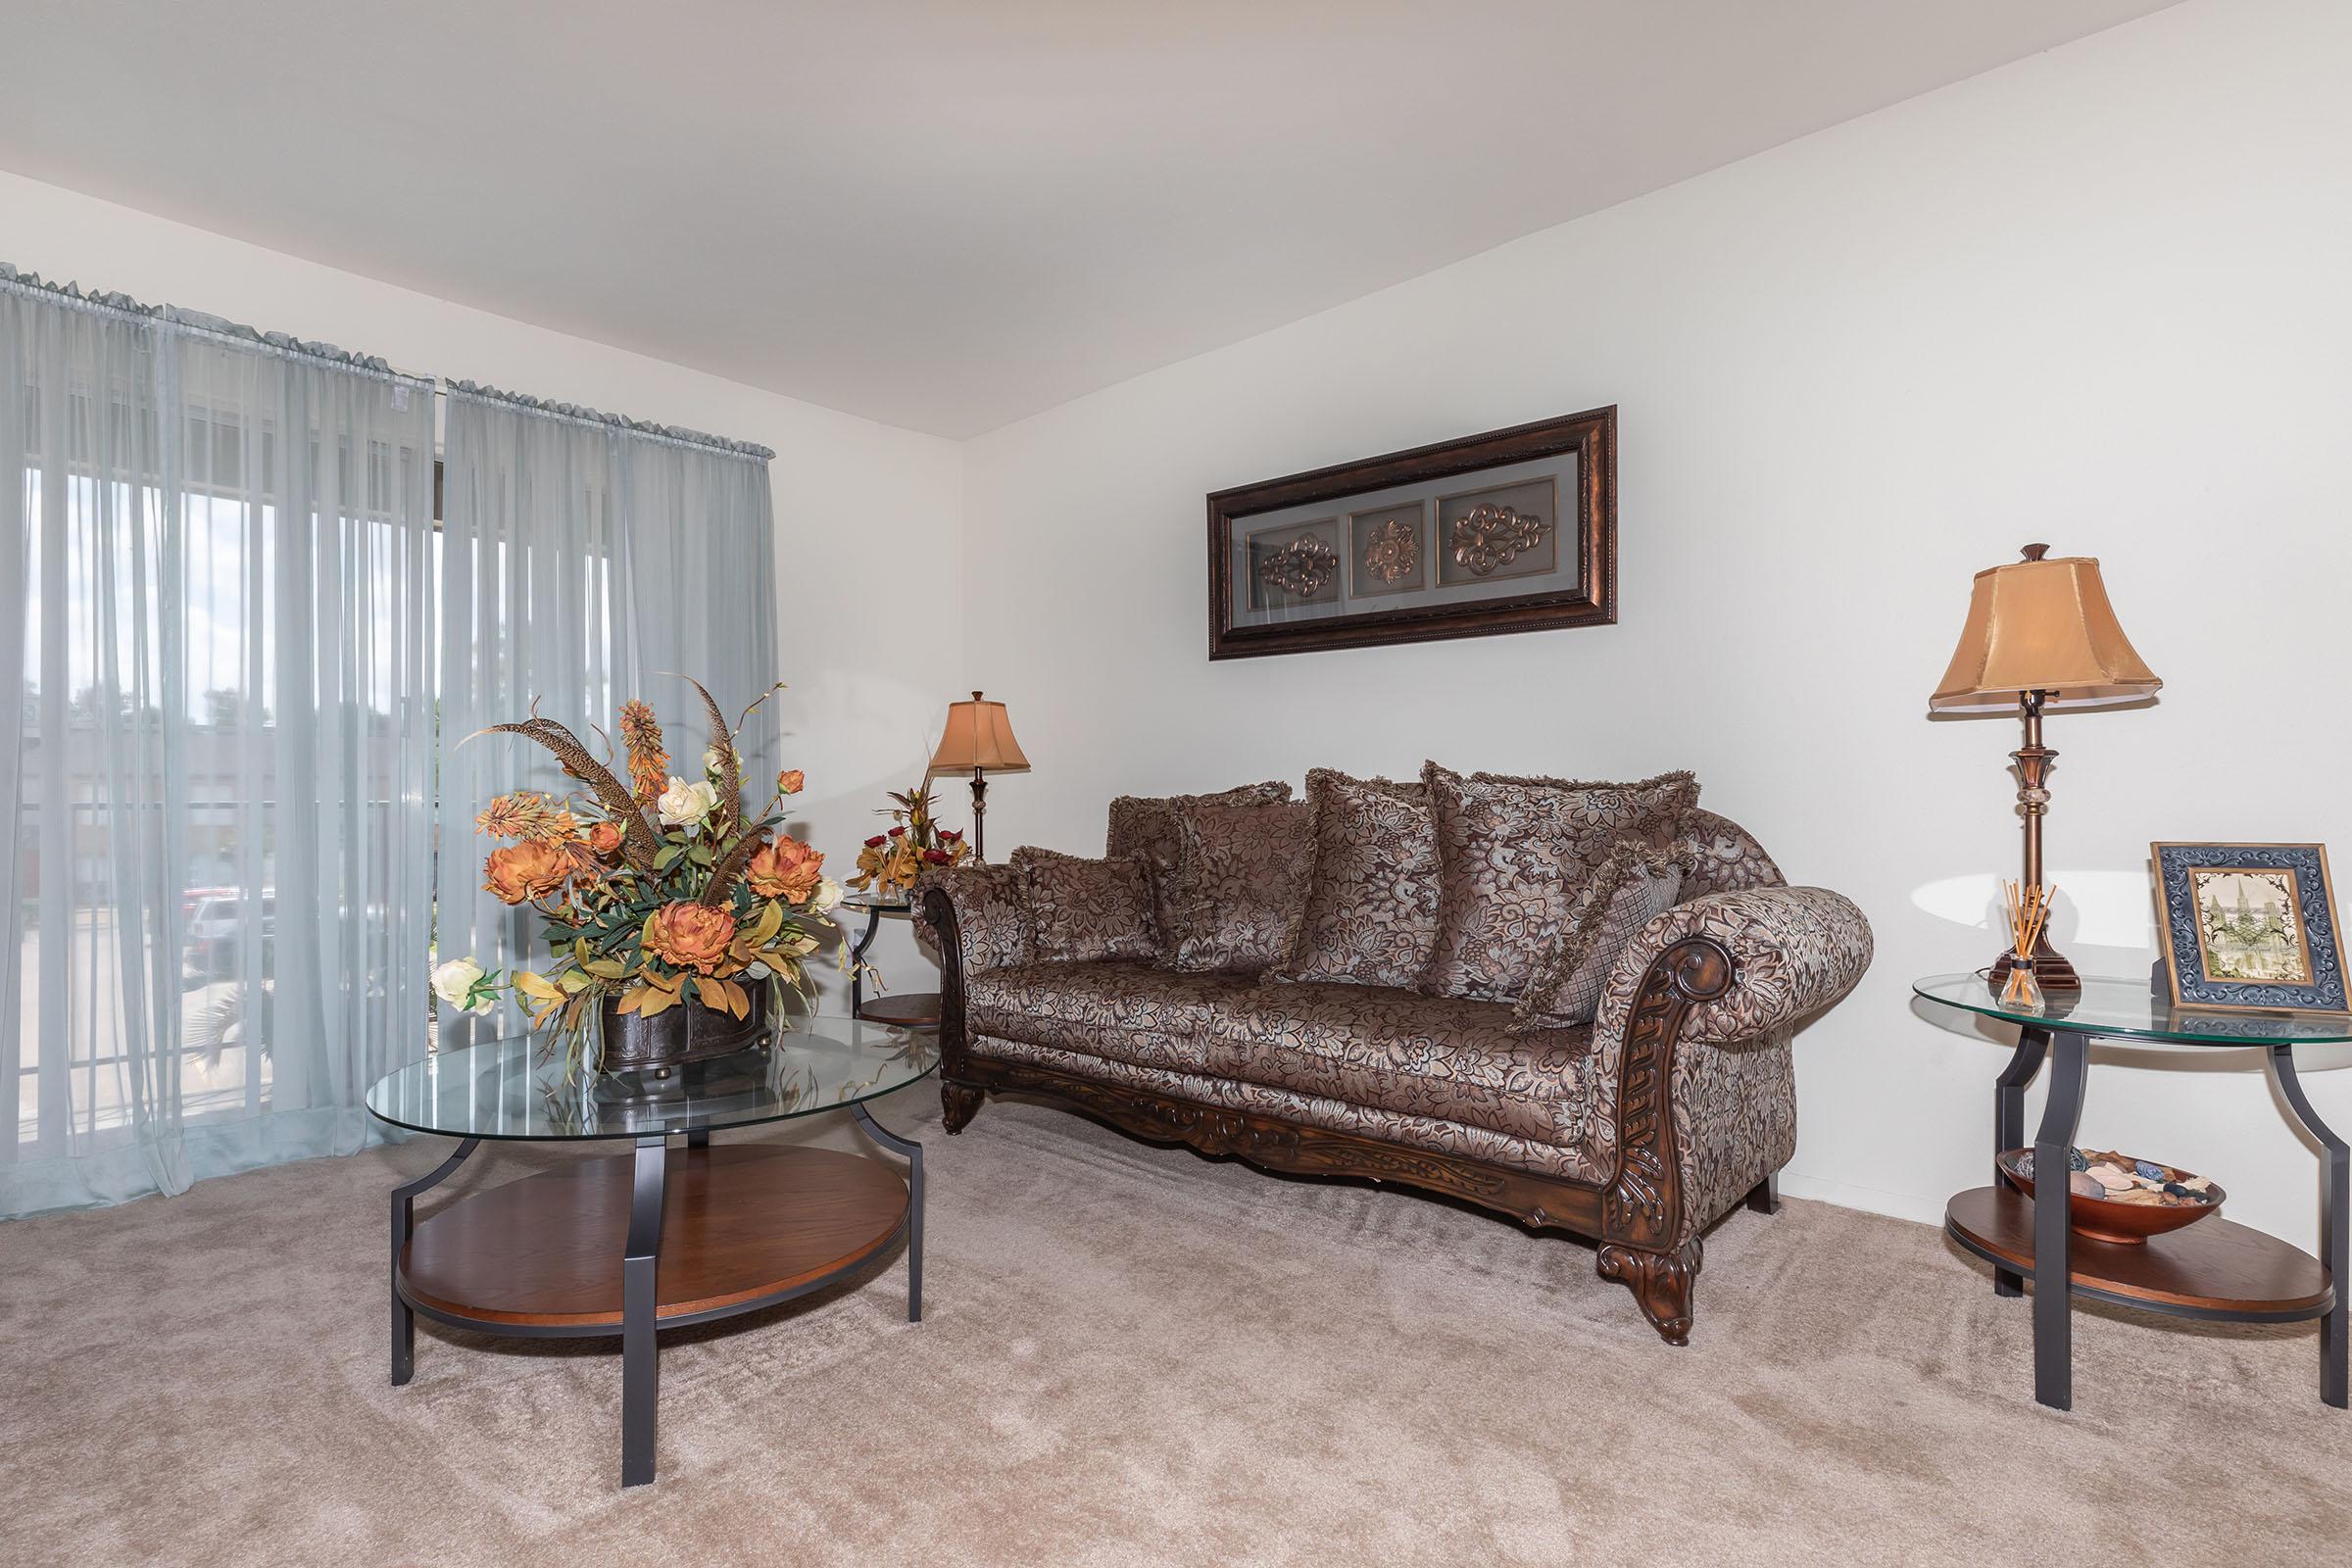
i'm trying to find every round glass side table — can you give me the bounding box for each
[366,1020,938,1487]
[1914,972,2350,1411]
[841,889,942,1028]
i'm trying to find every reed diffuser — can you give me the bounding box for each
[2000,880,2056,1008]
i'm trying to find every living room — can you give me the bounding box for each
[5,1,2348,1562]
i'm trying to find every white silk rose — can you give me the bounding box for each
[657,776,719,828]
[810,876,844,914]
[431,956,495,1016]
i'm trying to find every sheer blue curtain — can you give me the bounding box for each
[434,384,776,1049]
[2,267,437,1215]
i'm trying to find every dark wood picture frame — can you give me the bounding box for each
[1206,406,1616,660]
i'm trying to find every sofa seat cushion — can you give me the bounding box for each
[1201,982,1597,1149]
[965,960,1264,1075]
[968,1033,1612,1188]
[967,960,1599,1152]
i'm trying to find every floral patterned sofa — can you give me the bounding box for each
[916,769,1872,1344]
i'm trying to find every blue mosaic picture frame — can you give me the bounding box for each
[2153,842,2349,1013]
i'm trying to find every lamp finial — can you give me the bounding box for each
[2019,542,2050,562]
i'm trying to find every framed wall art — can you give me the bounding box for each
[2152,842,2349,1014]
[1206,407,1616,660]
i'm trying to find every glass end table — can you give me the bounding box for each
[366,1019,938,1487]
[841,890,942,1028]
[1914,972,2348,1411]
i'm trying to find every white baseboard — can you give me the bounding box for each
[1776,1170,1946,1229]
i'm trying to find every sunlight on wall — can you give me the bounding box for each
[1911,868,2155,948]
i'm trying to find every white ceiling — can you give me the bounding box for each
[0,1,2179,438]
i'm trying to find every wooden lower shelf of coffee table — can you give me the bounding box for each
[1945,1184,2333,1321]
[401,1145,907,1329]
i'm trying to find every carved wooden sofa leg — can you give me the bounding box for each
[1744,1174,1781,1214]
[1597,1240,1703,1347]
[941,1081,984,1135]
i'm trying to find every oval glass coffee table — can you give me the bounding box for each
[1915,972,2349,1412]
[366,1021,938,1487]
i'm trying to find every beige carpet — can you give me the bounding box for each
[5,1085,2349,1567]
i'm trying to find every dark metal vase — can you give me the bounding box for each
[598,983,769,1073]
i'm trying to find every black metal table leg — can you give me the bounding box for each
[686,1127,710,1150]
[2268,1043,2348,1408]
[621,1133,667,1487]
[391,1137,480,1386]
[852,1101,924,1322]
[1992,1027,2050,1298]
[850,905,884,1019]
[2032,1031,2090,1409]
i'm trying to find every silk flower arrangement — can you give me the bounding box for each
[430,676,840,1077]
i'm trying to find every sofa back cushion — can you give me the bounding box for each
[1511,839,1688,1031]
[1011,847,1158,964]
[1420,762,1699,1003]
[1160,799,1316,974]
[1274,768,1441,989]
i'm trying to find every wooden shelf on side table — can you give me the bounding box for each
[857,991,942,1029]
[1945,1184,2332,1322]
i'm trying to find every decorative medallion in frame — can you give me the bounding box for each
[1206,407,1615,659]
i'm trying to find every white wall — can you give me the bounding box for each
[961,0,2352,1242]
[0,169,966,1013]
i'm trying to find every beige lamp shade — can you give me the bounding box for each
[1929,547,2162,713]
[928,691,1030,774]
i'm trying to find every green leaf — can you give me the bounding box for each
[654,843,684,871]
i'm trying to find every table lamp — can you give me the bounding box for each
[927,690,1029,861]
[1930,544,2162,990]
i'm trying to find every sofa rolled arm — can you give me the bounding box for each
[912,862,1033,980]
[1609,886,1874,1049]
[1590,886,1872,1272]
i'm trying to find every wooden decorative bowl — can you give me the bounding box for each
[1999,1148,2223,1245]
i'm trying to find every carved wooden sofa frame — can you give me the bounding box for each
[919,880,1870,1345]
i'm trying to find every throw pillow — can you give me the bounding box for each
[1107,780,1293,945]
[1511,840,1688,1032]
[1273,767,1441,989]
[1420,762,1699,1003]
[1160,799,1316,974]
[1107,780,1293,870]
[1011,847,1157,964]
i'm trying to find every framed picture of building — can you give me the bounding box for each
[2152,842,2350,1013]
[1206,407,1616,660]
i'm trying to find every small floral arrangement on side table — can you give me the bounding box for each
[430,677,841,1078]
[847,783,969,901]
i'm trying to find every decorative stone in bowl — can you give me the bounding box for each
[1999,1147,2223,1245]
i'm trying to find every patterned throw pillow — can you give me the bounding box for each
[1107,780,1293,868]
[1511,840,1688,1031]
[1011,847,1157,964]
[1160,799,1316,974]
[1273,768,1440,989]
[1419,762,1699,1003]
[1107,780,1293,946]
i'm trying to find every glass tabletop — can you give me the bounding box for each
[839,890,915,912]
[1913,972,2352,1046]
[365,1020,940,1142]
